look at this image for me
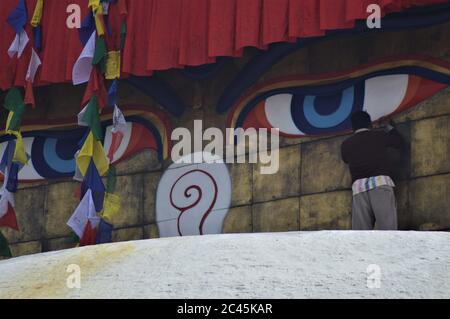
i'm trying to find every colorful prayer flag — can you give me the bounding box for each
[73,31,96,85]
[7,29,29,59]
[96,219,113,244]
[7,0,29,58]
[0,190,19,231]
[11,131,28,165]
[100,192,120,222]
[67,189,99,239]
[0,141,15,175]
[105,51,121,80]
[105,166,117,194]
[107,79,118,107]
[76,132,109,177]
[92,36,107,73]
[33,25,42,51]
[26,48,42,82]
[7,0,27,34]
[81,160,105,213]
[82,68,108,109]
[79,12,96,46]
[4,89,25,132]
[82,96,103,140]
[79,221,98,246]
[6,163,20,193]
[30,0,44,27]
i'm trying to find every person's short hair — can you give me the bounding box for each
[351,111,371,131]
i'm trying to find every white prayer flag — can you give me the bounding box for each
[77,105,89,126]
[26,48,42,83]
[72,31,96,85]
[67,189,98,238]
[0,190,15,219]
[7,28,29,59]
[112,105,127,133]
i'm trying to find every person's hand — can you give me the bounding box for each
[377,116,388,126]
[377,116,396,132]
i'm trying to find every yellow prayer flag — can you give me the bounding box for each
[100,193,121,222]
[105,51,121,80]
[94,12,105,37]
[11,131,28,165]
[31,0,44,27]
[5,112,13,133]
[76,132,109,177]
[88,0,101,12]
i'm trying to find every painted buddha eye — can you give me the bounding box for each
[228,57,450,137]
[0,107,172,182]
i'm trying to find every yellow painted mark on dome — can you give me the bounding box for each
[0,242,136,299]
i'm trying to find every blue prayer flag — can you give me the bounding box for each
[96,219,113,244]
[33,25,42,51]
[81,160,105,213]
[7,0,28,35]
[78,13,96,47]
[108,79,118,107]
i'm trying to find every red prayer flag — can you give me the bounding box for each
[79,221,97,246]
[0,203,19,231]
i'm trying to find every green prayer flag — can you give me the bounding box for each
[4,88,25,132]
[4,88,24,112]
[106,166,117,194]
[92,36,107,74]
[0,231,12,258]
[120,22,127,51]
[7,110,25,132]
[82,96,103,140]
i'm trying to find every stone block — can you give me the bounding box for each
[299,191,352,230]
[2,186,46,243]
[143,171,162,224]
[112,227,144,243]
[42,237,78,253]
[395,182,410,230]
[229,162,253,206]
[411,115,450,177]
[387,123,411,182]
[109,175,144,228]
[222,205,252,234]
[409,174,450,230]
[143,224,159,239]
[253,145,300,203]
[114,150,162,175]
[252,197,299,233]
[9,241,42,258]
[301,136,351,195]
[45,182,80,238]
[396,87,450,123]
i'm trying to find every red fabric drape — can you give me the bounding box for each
[146,0,182,71]
[0,0,449,91]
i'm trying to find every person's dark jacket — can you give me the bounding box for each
[341,128,404,183]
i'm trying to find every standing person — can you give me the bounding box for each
[341,111,404,230]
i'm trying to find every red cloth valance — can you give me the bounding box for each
[1,0,449,90]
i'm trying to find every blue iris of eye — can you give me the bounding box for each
[43,138,76,174]
[32,134,82,179]
[291,82,364,135]
[303,86,355,129]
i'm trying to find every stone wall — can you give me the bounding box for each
[1,21,449,258]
